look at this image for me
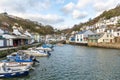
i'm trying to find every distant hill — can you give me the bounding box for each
[62,5,120,33]
[0,12,54,35]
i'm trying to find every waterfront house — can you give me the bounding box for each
[0,34,5,47]
[31,32,41,43]
[69,31,76,43]
[0,26,14,47]
[88,32,115,43]
[12,23,30,46]
[75,30,94,44]
[69,36,75,42]
[0,34,14,47]
[2,34,16,47]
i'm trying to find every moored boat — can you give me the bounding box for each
[0,63,29,78]
[0,62,33,70]
[22,48,50,57]
[36,46,53,52]
[5,51,39,65]
[42,44,54,49]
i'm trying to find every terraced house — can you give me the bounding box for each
[88,32,115,43]
[75,30,94,45]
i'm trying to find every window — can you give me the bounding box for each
[107,35,109,37]
[81,39,82,41]
[117,33,119,36]
[77,39,79,41]
[110,35,112,37]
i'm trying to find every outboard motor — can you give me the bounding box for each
[47,52,51,56]
[30,56,39,64]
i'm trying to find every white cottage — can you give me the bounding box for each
[0,28,15,47]
[2,34,16,46]
[75,30,94,44]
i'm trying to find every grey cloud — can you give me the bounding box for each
[21,14,64,24]
[0,0,51,13]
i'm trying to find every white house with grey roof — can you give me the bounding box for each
[75,30,94,44]
[88,32,115,43]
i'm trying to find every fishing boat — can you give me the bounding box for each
[5,51,39,65]
[0,62,29,78]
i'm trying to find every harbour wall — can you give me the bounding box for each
[0,43,42,58]
[68,41,120,49]
[88,43,120,49]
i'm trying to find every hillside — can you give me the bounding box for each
[0,12,54,35]
[85,5,120,26]
[63,5,120,33]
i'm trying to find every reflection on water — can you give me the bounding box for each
[1,44,120,80]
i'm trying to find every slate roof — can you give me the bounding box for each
[77,30,94,37]
[88,33,104,39]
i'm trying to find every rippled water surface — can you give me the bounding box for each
[2,45,120,80]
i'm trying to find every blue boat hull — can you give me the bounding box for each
[0,71,29,78]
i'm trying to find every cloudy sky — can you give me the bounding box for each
[0,0,119,29]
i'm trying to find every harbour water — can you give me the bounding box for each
[2,44,120,80]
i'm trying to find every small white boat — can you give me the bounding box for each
[0,62,32,70]
[36,46,53,52]
[0,63,29,78]
[22,48,49,57]
[7,62,32,70]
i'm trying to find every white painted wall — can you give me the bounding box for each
[98,33,114,43]
[75,34,87,43]
[0,40,4,47]
[96,28,106,33]
[6,39,13,46]
[113,31,120,37]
